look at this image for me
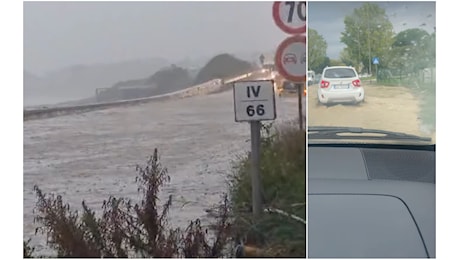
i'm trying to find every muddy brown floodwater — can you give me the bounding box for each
[23,84,304,256]
[308,84,433,138]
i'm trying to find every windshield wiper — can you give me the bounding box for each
[308,126,432,142]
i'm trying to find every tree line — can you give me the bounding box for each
[308,3,435,78]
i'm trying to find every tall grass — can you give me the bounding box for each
[229,122,306,257]
[414,82,435,131]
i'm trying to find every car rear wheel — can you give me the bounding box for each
[355,99,365,106]
[318,99,328,107]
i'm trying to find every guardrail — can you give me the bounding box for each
[24,72,256,121]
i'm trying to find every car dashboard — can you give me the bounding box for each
[308,144,436,258]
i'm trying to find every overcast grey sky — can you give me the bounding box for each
[23,1,436,74]
[308,1,436,59]
[24,1,286,74]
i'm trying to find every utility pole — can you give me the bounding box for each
[297,83,303,130]
[366,7,372,75]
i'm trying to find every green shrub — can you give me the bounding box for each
[229,122,306,257]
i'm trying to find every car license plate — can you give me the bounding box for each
[334,84,349,89]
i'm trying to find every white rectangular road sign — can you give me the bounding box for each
[233,80,276,122]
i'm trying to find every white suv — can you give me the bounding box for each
[317,66,364,105]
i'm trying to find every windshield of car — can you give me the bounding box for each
[308,1,436,145]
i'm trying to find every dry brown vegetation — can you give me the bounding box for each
[24,149,233,258]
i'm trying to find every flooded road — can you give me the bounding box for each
[308,84,431,137]
[24,84,304,255]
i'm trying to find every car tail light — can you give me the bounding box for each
[352,79,361,87]
[320,80,330,88]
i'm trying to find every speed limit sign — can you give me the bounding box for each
[272,1,306,34]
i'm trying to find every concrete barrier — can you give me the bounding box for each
[24,72,255,121]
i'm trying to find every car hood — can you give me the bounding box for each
[308,126,434,146]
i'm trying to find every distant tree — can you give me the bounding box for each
[425,31,436,68]
[388,28,434,75]
[193,54,254,85]
[329,59,346,67]
[341,3,394,74]
[146,65,191,94]
[308,28,328,73]
[315,57,331,74]
[339,49,355,68]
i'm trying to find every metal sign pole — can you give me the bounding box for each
[233,80,276,219]
[375,64,378,83]
[250,121,263,218]
[272,1,306,131]
[297,83,303,130]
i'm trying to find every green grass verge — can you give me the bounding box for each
[415,82,436,131]
[228,122,306,257]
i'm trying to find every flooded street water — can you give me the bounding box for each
[308,84,431,137]
[23,87,304,255]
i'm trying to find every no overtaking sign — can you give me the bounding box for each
[275,35,306,82]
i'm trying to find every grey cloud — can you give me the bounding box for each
[24,1,287,74]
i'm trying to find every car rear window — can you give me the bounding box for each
[324,68,356,78]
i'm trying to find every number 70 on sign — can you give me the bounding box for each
[233,80,277,122]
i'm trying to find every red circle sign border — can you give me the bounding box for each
[275,34,306,83]
[272,2,307,35]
